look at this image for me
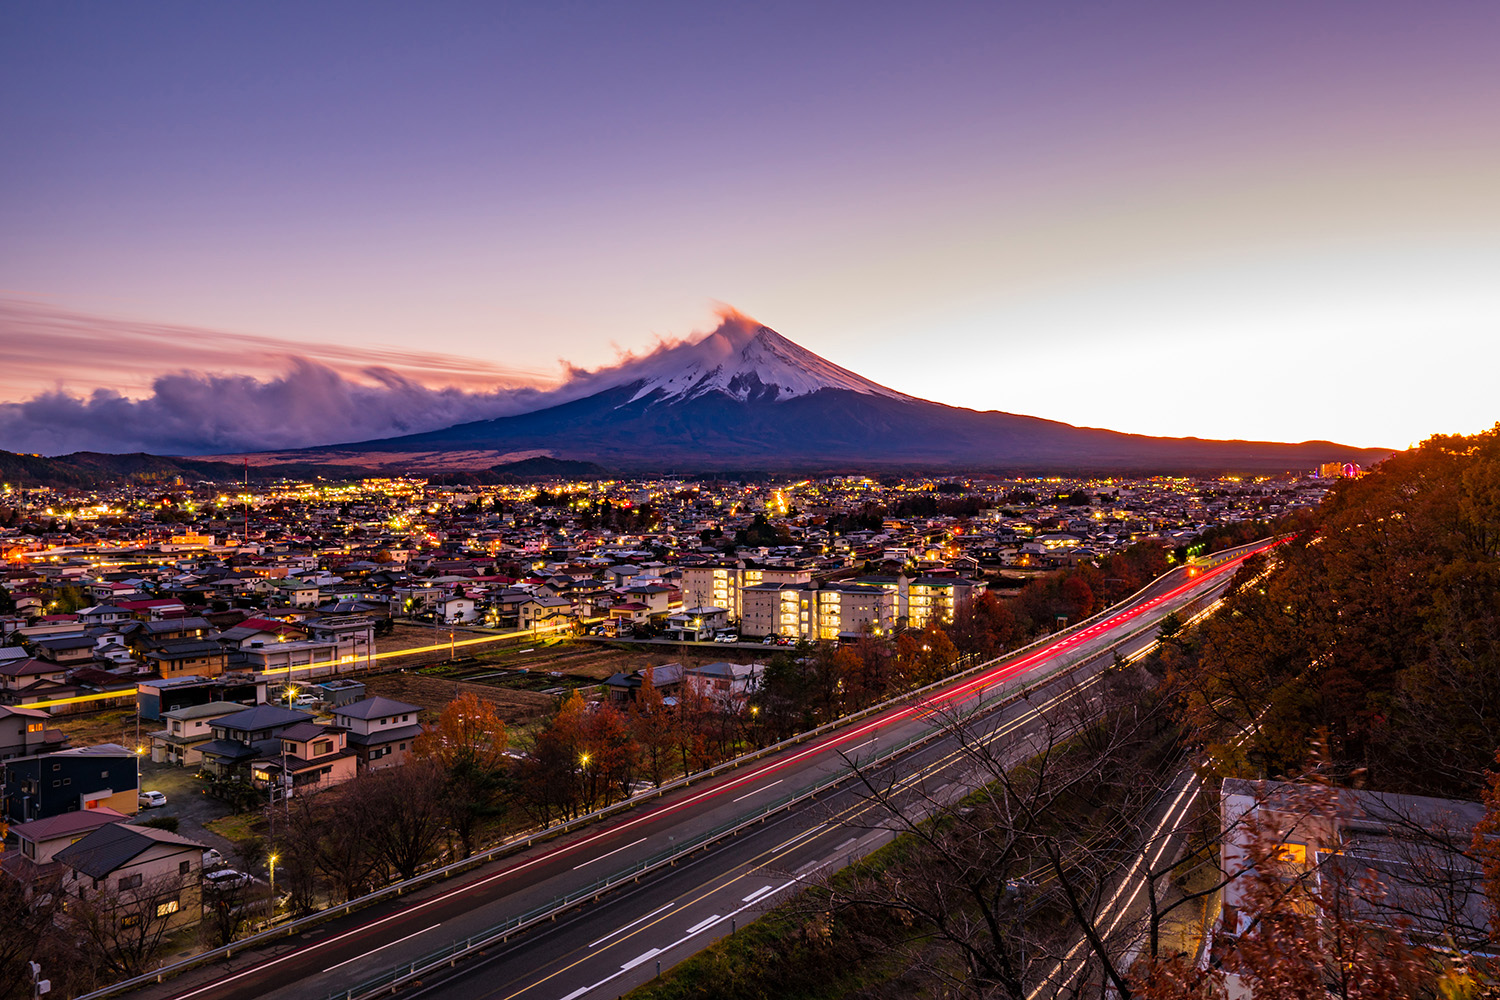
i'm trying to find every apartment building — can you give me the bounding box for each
[741,581,894,642]
[681,563,813,622]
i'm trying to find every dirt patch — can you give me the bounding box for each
[362,672,556,728]
[50,707,146,750]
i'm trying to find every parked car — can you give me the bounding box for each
[294,694,319,707]
[714,632,740,644]
[203,869,254,892]
[777,636,796,646]
[138,790,167,809]
[761,634,778,645]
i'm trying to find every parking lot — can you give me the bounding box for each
[133,758,242,860]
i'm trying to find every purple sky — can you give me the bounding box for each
[3,2,1499,454]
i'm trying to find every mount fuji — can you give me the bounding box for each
[269,314,1389,474]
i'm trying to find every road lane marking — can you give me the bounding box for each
[621,947,662,970]
[588,902,675,948]
[685,914,722,935]
[573,837,647,870]
[322,923,440,973]
[732,779,783,803]
[742,884,776,903]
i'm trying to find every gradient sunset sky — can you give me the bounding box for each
[3,1,1498,454]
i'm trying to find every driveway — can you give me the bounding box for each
[134,758,242,860]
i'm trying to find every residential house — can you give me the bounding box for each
[436,595,477,624]
[195,705,314,780]
[148,701,244,766]
[144,639,228,680]
[56,823,207,934]
[603,663,685,704]
[0,657,69,703]
[1218,777,1489,953]
[0,704,67,759]
[664,606,729,641]
[77,605,134,627]
[519,595,575,631]
[29,634,98,667]
[2,744,140,824]
[685,661,763,710]
[251,721,357,798]
[3,806,128,881]
[272,579,320,608]
[331,697,423,769]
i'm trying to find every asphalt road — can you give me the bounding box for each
[117,543,1270,1000]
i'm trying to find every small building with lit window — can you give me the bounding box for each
[55,822,207,934]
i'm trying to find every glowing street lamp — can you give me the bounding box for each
[268,853,278,908]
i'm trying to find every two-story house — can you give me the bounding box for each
[195,705,314,780]
[251,722,357,797]
[331,697,423,770]
[1,744,139,824]
[148,701,244,766]
[56,823,207,935]
[144,639,228,680]
[0,704,67,759]
[3,806,128,883]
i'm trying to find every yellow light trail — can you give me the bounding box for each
[18,622,574,710]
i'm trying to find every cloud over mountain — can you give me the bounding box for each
[0,301,788,456]
[0,359,563,456]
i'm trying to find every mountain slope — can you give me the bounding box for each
[246,316,1391,474]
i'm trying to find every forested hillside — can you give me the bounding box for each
[1164,424,1500,797]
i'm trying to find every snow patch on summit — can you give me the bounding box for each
[622,319,911,406]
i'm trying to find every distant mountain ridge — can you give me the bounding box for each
[0,449,373,489]
[268,317,1391,475]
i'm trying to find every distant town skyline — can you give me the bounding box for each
[4,2,1499,453]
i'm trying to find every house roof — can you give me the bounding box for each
[162,700,244,722]
[55,822,204,880]
[0,658,63,678]
[146,640,226,660]
[11,806,127,844]
[344,724,424,748]
[278,721,344,741]
[214,704,313,731]
[333,696,421,720]
[0,704,51,722]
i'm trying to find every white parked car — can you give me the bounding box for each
[202,848,225,869]
[203,869,254,892]
[138,790,167,808]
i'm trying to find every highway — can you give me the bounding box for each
[118,542,1272,1000]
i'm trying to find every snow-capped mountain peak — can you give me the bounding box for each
[622,316,910,406]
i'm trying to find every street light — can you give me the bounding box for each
[268,853,278,908]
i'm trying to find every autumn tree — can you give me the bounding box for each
[630,666,676,788]
[580,702,637,808]
[948,591,1020,660]
[414,692,511,857]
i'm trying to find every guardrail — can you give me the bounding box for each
[72,550,1250,1000]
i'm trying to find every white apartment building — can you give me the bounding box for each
[741,581,894,642]
[681,563,813,622]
